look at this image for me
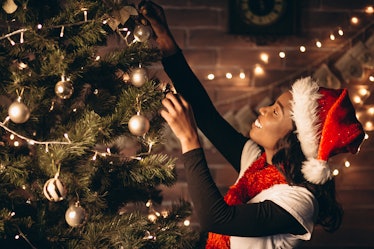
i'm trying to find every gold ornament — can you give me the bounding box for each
[8,101,30,124]
[130,67,148,87]
[2,0,18,14]
[128,113,150,136]
[133,24,152,42]
[65,201,86,227]
[65,202,86,227]
[55,78,74,99]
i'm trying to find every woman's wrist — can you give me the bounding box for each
[156,35,179,57]
[180,136,201,154]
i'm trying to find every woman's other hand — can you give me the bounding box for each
[139,1,179,57]
[161,93,201,153]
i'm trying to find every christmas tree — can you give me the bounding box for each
[0,0,199,248]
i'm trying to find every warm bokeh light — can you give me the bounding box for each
[279,51,286,58]
[207,73,215,80]
[254,64,264,76]
[351,16,359,25]
[260,53,269,63]
[365,6,374,14]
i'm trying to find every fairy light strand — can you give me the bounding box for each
[0,118,71,146]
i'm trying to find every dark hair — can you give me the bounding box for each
[272,130,343,233]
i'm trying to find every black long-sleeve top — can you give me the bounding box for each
[162,51,307,237]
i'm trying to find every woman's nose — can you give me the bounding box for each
[259,107,266,115]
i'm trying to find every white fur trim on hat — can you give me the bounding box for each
[301,158,332,184]
[290,77,330,184]
[290,77,322,159]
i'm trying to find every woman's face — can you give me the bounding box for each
[249,91,294,156]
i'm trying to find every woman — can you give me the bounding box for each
[139,2,366,248]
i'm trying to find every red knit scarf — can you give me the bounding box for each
[206,152,287,249]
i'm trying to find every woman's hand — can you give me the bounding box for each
[139,1,179,57]
[160,93,201,153]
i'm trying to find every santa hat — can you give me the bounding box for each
[290,77,365,184]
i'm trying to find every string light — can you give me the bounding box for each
[260,53,269,63]
[365,6,374,14]
[239,70,246,79]
[81,8,88,22]
[338,27,344,36]
[183,219,191,226]
[330,32,336,40]
[226,72,233,79]
[207,73,215,80]
[254,64,264,76]
[0,120,72,147]
[20,31,24,43]
[350,16,359,25]
[299,46,306,52]
[60,26,65,37]
[7,36,16,46]
[279,51,286,58]
[315,40,322,48]
[344,160,351,168]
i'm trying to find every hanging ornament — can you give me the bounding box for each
[8,100,30,124]
[133,24,152,42]
[43,174,67,202]
[55,76,74,99]
[128,113,150,136]
[65,201,86,227]
[130,67,148,87]
[2,0,18,14]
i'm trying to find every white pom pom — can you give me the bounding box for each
[301,158,332,184]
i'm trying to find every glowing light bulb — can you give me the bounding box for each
[353,95,362,104]
[299,46,306,52]
[207,73,215,80]
[351,16,359,24]
[239,71,245,79]
[333,169,339,176]
[279,51,286,58]
[368,107,374,115]
[365,121,373,130]
[330,33,336,40]
[365,6,374,14]
[254,65,264,76]
[344,161,350,168]
[184,219,191,226]
[315,40,322,48]
[358,88,368,97]
[338,28,344,36]
[260,53,269,63]
[226,72,233,79]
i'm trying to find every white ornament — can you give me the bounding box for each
[133,24,152,42]
[65,202,86,227]
[43,176,67,202]
[128,114,150,136]
[55,78,74,99]
[130,67,148,87]
[8,101,30,124]
[2,0,18,14]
